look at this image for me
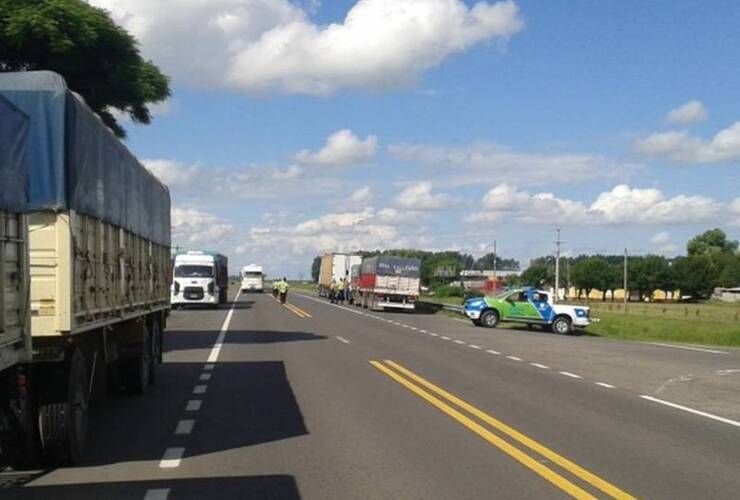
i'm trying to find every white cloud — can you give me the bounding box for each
[109,99,173,124]
[470,183,722,226]
[295,129,377,166]
[389,142,631,187]
[90,0,523,95]
[394,181,454,210]
[730,198,740,226]
[143,159,199,188]
[171,207,234,246]
[650,231,671,245]
[348,186,374,206]
[665,100,707,125]
[635,122,740,163]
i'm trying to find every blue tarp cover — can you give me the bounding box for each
[0,94,29,212]
[0,71,170,246]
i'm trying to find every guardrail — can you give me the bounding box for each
[417,301,465,315]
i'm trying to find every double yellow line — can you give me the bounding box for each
[273,296,312,318]
[371,360,635,500]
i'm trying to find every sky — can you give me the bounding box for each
[89,0,740,278]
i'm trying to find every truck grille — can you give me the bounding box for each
[183,286,204,300]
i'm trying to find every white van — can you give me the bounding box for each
[241,264,264,292]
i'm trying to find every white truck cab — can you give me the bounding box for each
[171,251,228,307]
[240,264,264,292]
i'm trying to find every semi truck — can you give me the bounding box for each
[0,71,171,465]
[318,253,362,297]
[356,255,421,311]
[171,251,229,307]
[240,264,264,292]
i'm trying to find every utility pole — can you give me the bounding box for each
[623,248,628,313]
[554,228,561,303]
[492,240,497,284]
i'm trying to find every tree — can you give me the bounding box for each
[310,256,321,283]
[0,0,170,137]
[473,254,520,271]
[629,255,671,301]
[718,256,740,288]
[520,264,551,288]
[571,258,611,300]
[672,255,716,300]
[687,229,739,257]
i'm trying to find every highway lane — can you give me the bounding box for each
[2,289,738,498]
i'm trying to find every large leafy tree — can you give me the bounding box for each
[473,253,520,271]
[687,229,739,257]
[672,255,716,300]
[0,0,170,138]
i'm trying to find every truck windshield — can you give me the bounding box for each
[175,265,214,278]
[243,272,262,277]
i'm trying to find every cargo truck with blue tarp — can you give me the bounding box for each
[0,71,171,466]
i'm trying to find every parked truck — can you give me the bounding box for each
[318,253,362,297]
[356,256,421,311]
[0,71,171,465]
[171,251,229,307]
[240,264,264,292]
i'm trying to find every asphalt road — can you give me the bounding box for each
[3,289,739,499]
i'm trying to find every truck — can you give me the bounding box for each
[0,71,171,465]
[463,288,595,334]
[356,255,421,311]
[318,253,362,297]
[171,251,229,307]
[240,264,264,292]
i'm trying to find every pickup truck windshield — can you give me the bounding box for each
[175,265,214,278]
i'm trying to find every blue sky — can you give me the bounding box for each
[94,0,740,277]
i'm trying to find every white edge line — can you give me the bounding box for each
[159,447,185,468]
[646,342,727,355]
[639,395,740,429]
[559,371,583,379]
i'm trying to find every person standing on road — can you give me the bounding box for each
[329,279,337,304]
[277,277,289,304]
[273,279,279,299]
[337,278,346,304]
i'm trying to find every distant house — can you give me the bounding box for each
[713,287,740,303]
[458,269,521,291]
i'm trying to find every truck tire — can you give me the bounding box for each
[38,350,89,465]
[0,376,39,468]
[480,310,499,328]
[552,316,572,335]
[123,324,151,394]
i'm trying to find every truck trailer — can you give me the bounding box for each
[240,264,264,292]
[171,251,229,307]
[0,71,171,465]
[356,255,421,311]
[318,253,362,297]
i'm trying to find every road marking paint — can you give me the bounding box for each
[174,419,195,435]
[486,349,501,355]
[206,291,241,364]
[159,447,185,469]
[409,326,419,331]
[506,356,523,362]
[284,302,312,318]
[336,336,351,344]
[204,364,215,371]
[374,361,634,500]
[531,363,550,369]
[646,342,727,355]
[716,369,740,376]
[193,384,207,394]
[454,340,466,345]
[143,489,170,500]
[429,332,439,337]
[419,329,428,333]
[199,373,211,381]
[595,382,616,389]
[639,395,740,429]
[469,344,482,350]
[186,400,202,412]
[441,336,451,340]
[559,371,583,379]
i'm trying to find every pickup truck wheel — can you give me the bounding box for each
[38,350,89,465]
[480,310,499,328]
[552,316,572,335]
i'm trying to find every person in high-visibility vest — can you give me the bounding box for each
[329,279,338,304]
[337,278,347,304]
[272,279,279,298]
[277,277,289,304]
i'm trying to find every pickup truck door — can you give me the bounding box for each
[506,292,541,321]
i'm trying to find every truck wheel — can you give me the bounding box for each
[148,321,161,386]
[38,350,89,465]
[480,310,499,328]
[552,316,572,335]
[124,324,151,394]
[0,378,39,468]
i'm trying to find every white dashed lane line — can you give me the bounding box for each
[199,373,212,381]
[174,419,195,435]
[530,363,550,369]
[506,356,523,362]
[454,340,466,345]
[595,382,616,389]
[186,400,202,412]
[143,489,170,500]
[336,336,351,344]
[441,336,451,340]
[159,447,185,469]
[486,349,500,355]
[559,371,583,379]
[193,384,208,394]
[469,344,482,350]
[204,363,215,371]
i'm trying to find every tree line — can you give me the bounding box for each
[516,229,740,300]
